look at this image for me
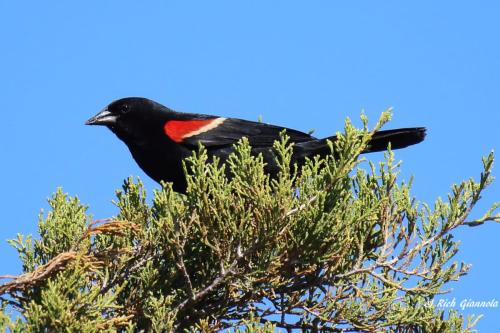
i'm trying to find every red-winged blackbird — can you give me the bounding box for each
[86,97,426,193]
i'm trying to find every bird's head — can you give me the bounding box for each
[86,97,171,145]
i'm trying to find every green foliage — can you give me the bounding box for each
[1,111,498,332]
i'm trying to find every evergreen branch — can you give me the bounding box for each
[0,114,493,332]
[173,243,249,318]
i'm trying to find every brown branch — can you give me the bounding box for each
[258,316,352,332]
[82,219,140,239]
[176,253,195,299]
[0,252,96,294]
[0,219,139,297]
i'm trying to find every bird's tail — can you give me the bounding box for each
[296,127,426,158]
[361,127,427,153]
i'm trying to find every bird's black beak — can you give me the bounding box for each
[85,108,117,126]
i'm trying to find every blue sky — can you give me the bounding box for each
[1,1,499,330]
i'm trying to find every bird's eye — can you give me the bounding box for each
[121,104,130,114]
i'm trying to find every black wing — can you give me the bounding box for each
[180,118,315,148]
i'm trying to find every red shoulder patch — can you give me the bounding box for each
[164,118,225,143]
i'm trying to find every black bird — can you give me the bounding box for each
[86,97,426,193]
